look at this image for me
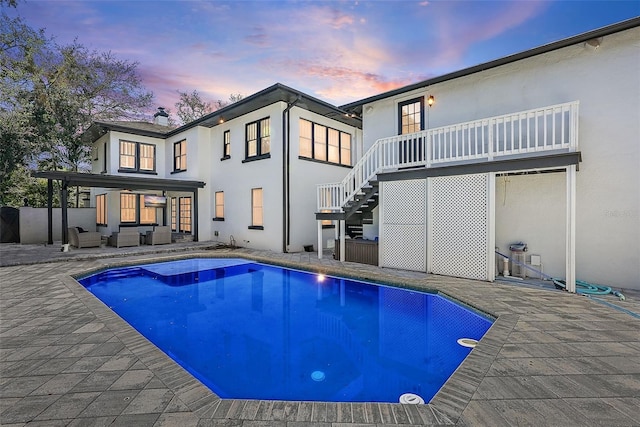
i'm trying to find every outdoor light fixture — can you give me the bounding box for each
[428,95,435,107]
[219,117,224,124]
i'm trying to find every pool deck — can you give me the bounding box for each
[1,243,639,426]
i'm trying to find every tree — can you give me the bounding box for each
[214,93,243,110]
[0,0,19,7]
[174,89,214,125]
[174,90,245,126]
[0,13,154,206]
[0,14,46,203]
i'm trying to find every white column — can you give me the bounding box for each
[566,165,577,293]
[339,219,346,262]
[487,172,496,281]
[317,220,323,260]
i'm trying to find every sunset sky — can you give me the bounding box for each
[7,1,639,112]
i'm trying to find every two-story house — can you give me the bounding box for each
[75,83,362,252]
[36,18,638,292]
[316,18,639,291]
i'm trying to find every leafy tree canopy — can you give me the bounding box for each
[0,12,154,206]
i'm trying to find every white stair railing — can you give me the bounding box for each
[317,101,579,211]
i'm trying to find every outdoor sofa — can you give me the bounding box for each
[146,225,171,245]
[109,227,140,248]
[68,227,101,248]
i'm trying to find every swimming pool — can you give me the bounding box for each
[79,258,493,403]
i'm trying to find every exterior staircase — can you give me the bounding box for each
[342,180,378,237]
[316,101,579,231]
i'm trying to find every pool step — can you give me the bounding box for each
[98,267,146,280]
[158,263,262,286]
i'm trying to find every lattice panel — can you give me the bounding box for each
[381,180,426,225]
[380,180,426,271]
[381,225,426,271]
[430,174,489,280]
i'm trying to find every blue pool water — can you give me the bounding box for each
[79,258,493,403]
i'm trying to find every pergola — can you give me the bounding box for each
[33,171,206,245]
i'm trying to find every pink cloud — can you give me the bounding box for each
[245,26,270,46]
[329,8,355,29]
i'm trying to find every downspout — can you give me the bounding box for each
[282,96,301,253]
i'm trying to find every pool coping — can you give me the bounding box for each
[63,251,513,425]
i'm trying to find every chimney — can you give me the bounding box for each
[153,107,169,126]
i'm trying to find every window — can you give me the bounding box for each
[340,132,351,166]
[245,117,270,160]
[139,194,156,225]
[120,193,137,223]
[320,209,333,228]
[222,130,230,159]
[119,140,156,173]
[250,188,263,229]
[214,191,224,220]
[119,141,136,169]
[299,119,352,166]
[120,193,157,225]
[96,194,107,226]
[139,144,155,171]
[328,128,339,164]
[173,140,187,172]
[179,197,192,233]
[170,197,177,232]
[398,97,424,135]
[314,124,327,162]
[299,119,312,158]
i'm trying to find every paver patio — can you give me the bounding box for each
[1,244,638,426]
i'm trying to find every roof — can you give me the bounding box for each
[33,171,205,192]
[83,120,172,142]
[85,83,362,143]
[340,17,640,113]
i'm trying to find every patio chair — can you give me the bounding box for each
[146,225,171,245]
[109,227,140,248]
[68,227,101,248]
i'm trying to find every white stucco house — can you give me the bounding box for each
[36,18,638,292]
[75,84,362,253]
[316,18,639,291]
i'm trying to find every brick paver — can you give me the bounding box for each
[1,243,639,426]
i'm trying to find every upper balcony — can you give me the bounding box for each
[317,101,579,212]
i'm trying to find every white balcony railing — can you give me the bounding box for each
[317,101,579,211]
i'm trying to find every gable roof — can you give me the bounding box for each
[85,83,362,143]
[340,17,640,114]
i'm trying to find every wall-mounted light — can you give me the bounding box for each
[427,95,435,107]
[218,117,224,124]
[365,105,374,113]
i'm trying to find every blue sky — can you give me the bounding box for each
[7,1,640,111]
